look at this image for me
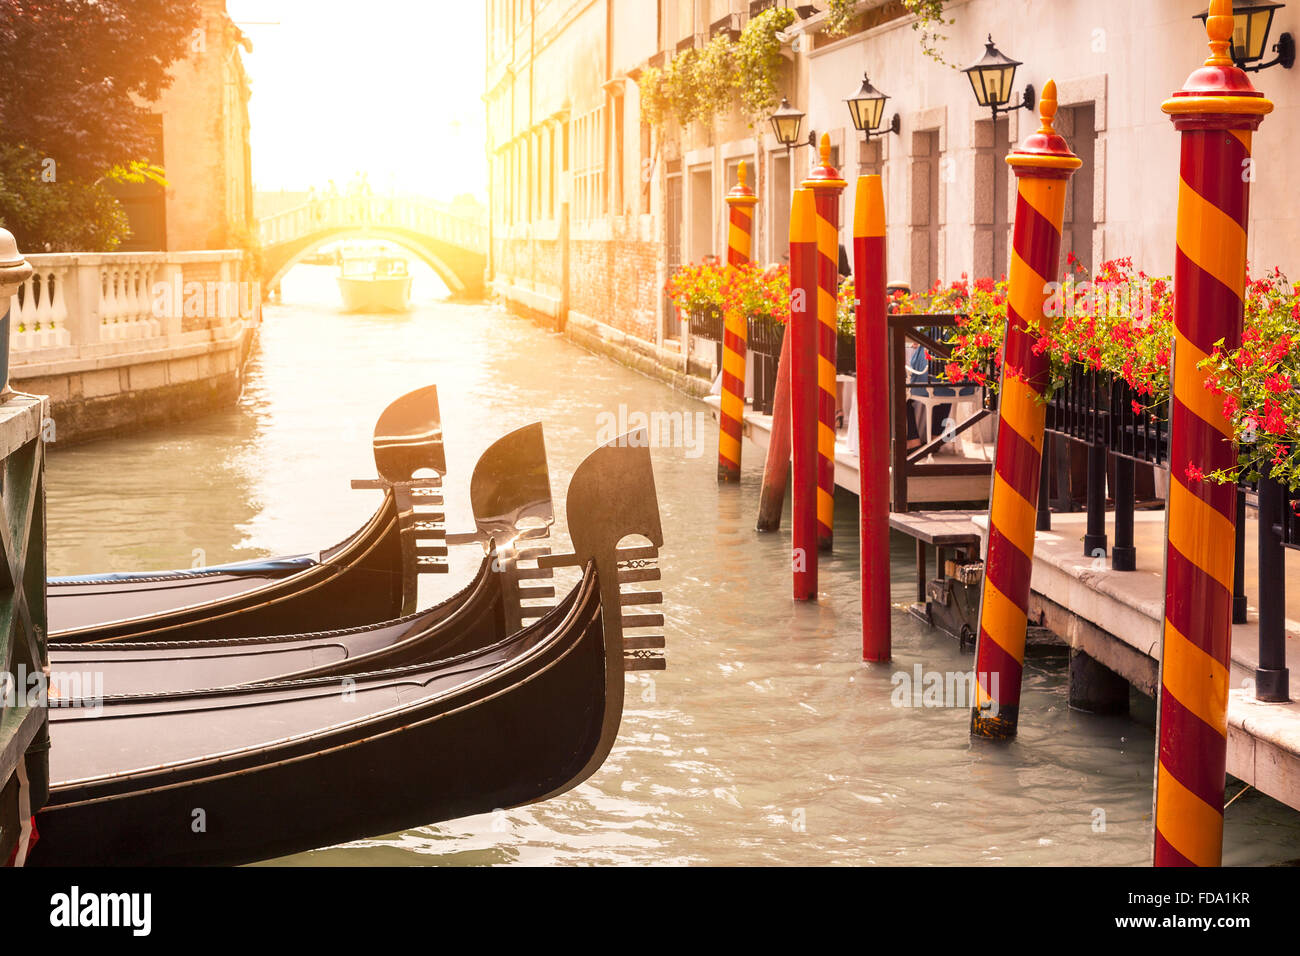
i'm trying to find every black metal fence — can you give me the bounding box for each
[1042,369,1289,701]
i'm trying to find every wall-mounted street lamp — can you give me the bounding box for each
[962,35,1035,121]
[770,97,818,188]
[845,73,900,140]
[769,97,817,152]
[1194,0,1295,71]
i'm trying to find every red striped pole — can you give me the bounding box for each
[970,80,1080,739]
[1154,0,1271,868]
[803,135,847,552]
[790,188,819,601]
[719,162,758,482]
[854,174,890,661]
[756,323,793,532]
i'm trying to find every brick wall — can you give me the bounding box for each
[495,230,661,345]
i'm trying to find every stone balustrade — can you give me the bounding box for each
[8,250,252,362]
[258,195,488,253]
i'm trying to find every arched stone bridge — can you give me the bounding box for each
[258,194,487,298]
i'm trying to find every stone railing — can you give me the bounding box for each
[8,250,252,363]
[258,195,488,253]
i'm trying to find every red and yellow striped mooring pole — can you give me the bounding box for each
[853,174,890,661]
[970,80,1080,740]
[1154,0,1271,868]
[719,162,758,482]
[789,188,819,601]
[803,135,846,553]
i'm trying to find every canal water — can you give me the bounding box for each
[46,265,1300,866]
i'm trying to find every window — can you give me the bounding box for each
[612,94,624,215]
[973,117,1010,281]
[910,129,942,294]
[640,121,653,215]
[572,107,605,221]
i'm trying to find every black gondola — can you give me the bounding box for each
[29,431,665,866]
[49,384,448,644]
[48,421,560,695]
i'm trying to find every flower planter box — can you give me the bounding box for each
[836,330,856,376]
[746,315,785,357]
[688,307,724,342]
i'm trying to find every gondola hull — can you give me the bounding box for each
[49,552,507,696]
[49,493,405,644]
[30,573,608,867]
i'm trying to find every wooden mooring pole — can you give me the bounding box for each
[1153,0,1271,867]
[719,162,757,483]
[755,323,793,532]
[790,189,819,601]
[969,81,1079,740]
[0,227,49,868]
[853,174,890,661]
[803,135,846,553]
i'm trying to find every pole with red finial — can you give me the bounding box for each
[1153,0,1272,868]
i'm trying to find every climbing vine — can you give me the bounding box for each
[640,8,796,130]
[826,0,956,67]
[735,7,797,121]
[638,66,669,129]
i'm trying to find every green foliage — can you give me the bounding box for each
[825,0,856,36]
[105,161,170,188]
[638,66,669,129]
[664,48,703,126]
[735,7,796,121]
[826,0,956,67]
[695,35,737,122]
[903,0,958,68]
[642,8,795,130]
[0,0,203,178]
[0,144,129,252]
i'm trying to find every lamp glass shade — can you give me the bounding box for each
[962,36,1022,108]
[769,98,805,146]
[1195,1,1283,63]
[846,74,888,132]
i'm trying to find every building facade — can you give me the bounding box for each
[488,0,1300,378]
[114,0,254,253]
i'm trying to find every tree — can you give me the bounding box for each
[0,0,201,250]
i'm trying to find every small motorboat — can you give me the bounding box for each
[30,431,665,866]
[49,422,565,696]
[336,253,412,312]
[48,384,449,644]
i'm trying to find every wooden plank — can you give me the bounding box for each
[888,509,984,547]
[0,707,42,787]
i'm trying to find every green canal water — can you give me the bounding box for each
[44,264,1300,866]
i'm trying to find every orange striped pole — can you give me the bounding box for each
[790,188,819,601]
[853,174,890,661]
[970,81,1080,740]
[803,135,846,552]
[719,162,758,482]
[1154,0,1271,868]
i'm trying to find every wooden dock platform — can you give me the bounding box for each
[903,506,1300,813]
[702,394,993,506]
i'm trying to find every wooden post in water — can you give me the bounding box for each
[719,162,757,482]
[1153,0,1271,867]
[854,175,890,661]
[803,136,846,553]
[790,189,820,601]
[0,227,49,867]
[969,80,1079,740]
[755,323,793,531]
